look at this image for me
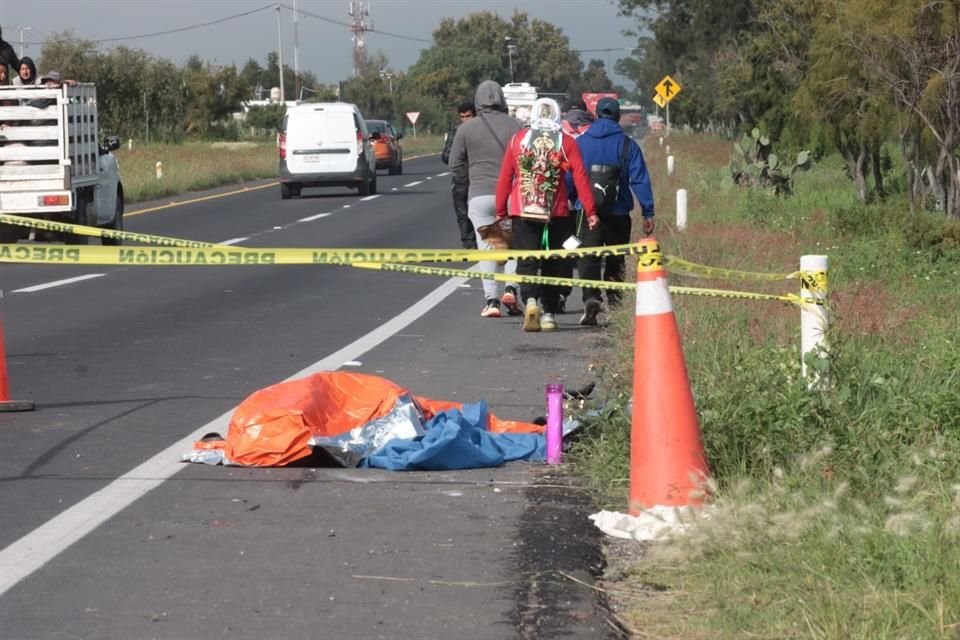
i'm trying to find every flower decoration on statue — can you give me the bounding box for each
[518,131,568,218]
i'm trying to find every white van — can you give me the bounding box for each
[279,102,377,199]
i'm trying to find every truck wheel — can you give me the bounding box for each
[281,183,292,199]
[359,175,371,196]
[369,173,378,195]
[102,187,124,246]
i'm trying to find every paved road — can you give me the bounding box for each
[0,156,619,639]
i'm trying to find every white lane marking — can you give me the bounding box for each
[436,172,451,177]
[391,187,398,191]
[0,272,470,599]
[12,274,106,293]
[218,237,248,246]
[360,195,381,201]
[343,204,351,208]
[299,212,332,222]
[343,361,362,367]
[426,176,432,180]
[403,181,422,187]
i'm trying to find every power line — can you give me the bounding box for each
[282,3,432,43]
[85,4,276,44]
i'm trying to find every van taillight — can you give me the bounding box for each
[279,133,286,160]
[39,195,69,206]
[356,130,363,155]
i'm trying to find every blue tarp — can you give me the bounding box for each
[362,401,546,470]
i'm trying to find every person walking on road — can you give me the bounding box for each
[449,81,522,318]
[441,101,478,250]
[571,96,655,326]
[495,97,599,333]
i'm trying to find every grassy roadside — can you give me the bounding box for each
[115,135,444,204]
[569,133,960,638]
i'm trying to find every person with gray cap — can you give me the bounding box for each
[449,80,522,318]
[570,96,655,326]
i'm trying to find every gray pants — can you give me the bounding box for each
[467,195,517,302]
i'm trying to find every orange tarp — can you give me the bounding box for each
[193,372,542,467]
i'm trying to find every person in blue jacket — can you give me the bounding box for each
[570,97,655,325]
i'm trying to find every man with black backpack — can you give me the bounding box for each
[569,97,655,326]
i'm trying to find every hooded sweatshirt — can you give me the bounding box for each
[0,29,18,76]
[570,117,655,218]
[448,80,521,198]
[561,108,594,138]
[12,56,36,86]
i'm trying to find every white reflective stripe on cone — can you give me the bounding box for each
[635,278,673,316]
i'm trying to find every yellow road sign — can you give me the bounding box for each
[655,75,682,103]
[652,93,666,109]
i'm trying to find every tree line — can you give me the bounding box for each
[618,0,960,218]
[36,10,620,143]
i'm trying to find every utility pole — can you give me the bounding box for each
[293,0,300,101]
[275,4,285,104]
[505,37,517,83]
[17,25,32,58]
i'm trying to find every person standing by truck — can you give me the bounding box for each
[0,27,19,80]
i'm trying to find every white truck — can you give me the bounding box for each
[0,83,124,244]
[501,82,538,119]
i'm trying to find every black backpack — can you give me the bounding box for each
[588,137,631,215]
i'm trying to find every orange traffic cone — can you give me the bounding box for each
[0,316,36,412]
[629,238,708,513]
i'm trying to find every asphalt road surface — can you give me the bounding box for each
[0,155,620,639]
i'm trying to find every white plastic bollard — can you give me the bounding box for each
[127,139,132,151]
[800,255,829,389]
[676,188,688,230]
[659,137,664,147]
[667,155,675,176]
[155,161,163,179]
[665,145,671,155]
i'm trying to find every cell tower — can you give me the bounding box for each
[348,1,372,77]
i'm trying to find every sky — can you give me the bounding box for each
[7,0,640,87]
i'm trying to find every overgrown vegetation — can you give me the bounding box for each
[618,0,960,219]
[569,132,960,638]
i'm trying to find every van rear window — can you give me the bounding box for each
[287,110,356,140]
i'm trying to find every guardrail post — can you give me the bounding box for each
[667,155,675,176]
[676,189,687,230]
[155,161,163,179]
[800,255,829,389]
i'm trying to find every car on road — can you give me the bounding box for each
[365,119,403,175]
[279,102,377,199]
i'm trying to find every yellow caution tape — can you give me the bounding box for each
[664,255,800,282]
[351,262,820,307]
[0,214,825,303]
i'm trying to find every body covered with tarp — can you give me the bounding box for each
[184,372,545,470]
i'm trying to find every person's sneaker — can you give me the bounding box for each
[579,299,601,326]
[540,313,557,331]
[501,287,522,316]
[557,294,567,314]
[481,300,502,318]
[522,298,541,332]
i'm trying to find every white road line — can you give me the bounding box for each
[403,181,422,187]
[218,237,248,246]
[360,195,381,201]
[436,172,451,177]
[299,212,332,222]
[0,272,470,599]
[12,274,106,293]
